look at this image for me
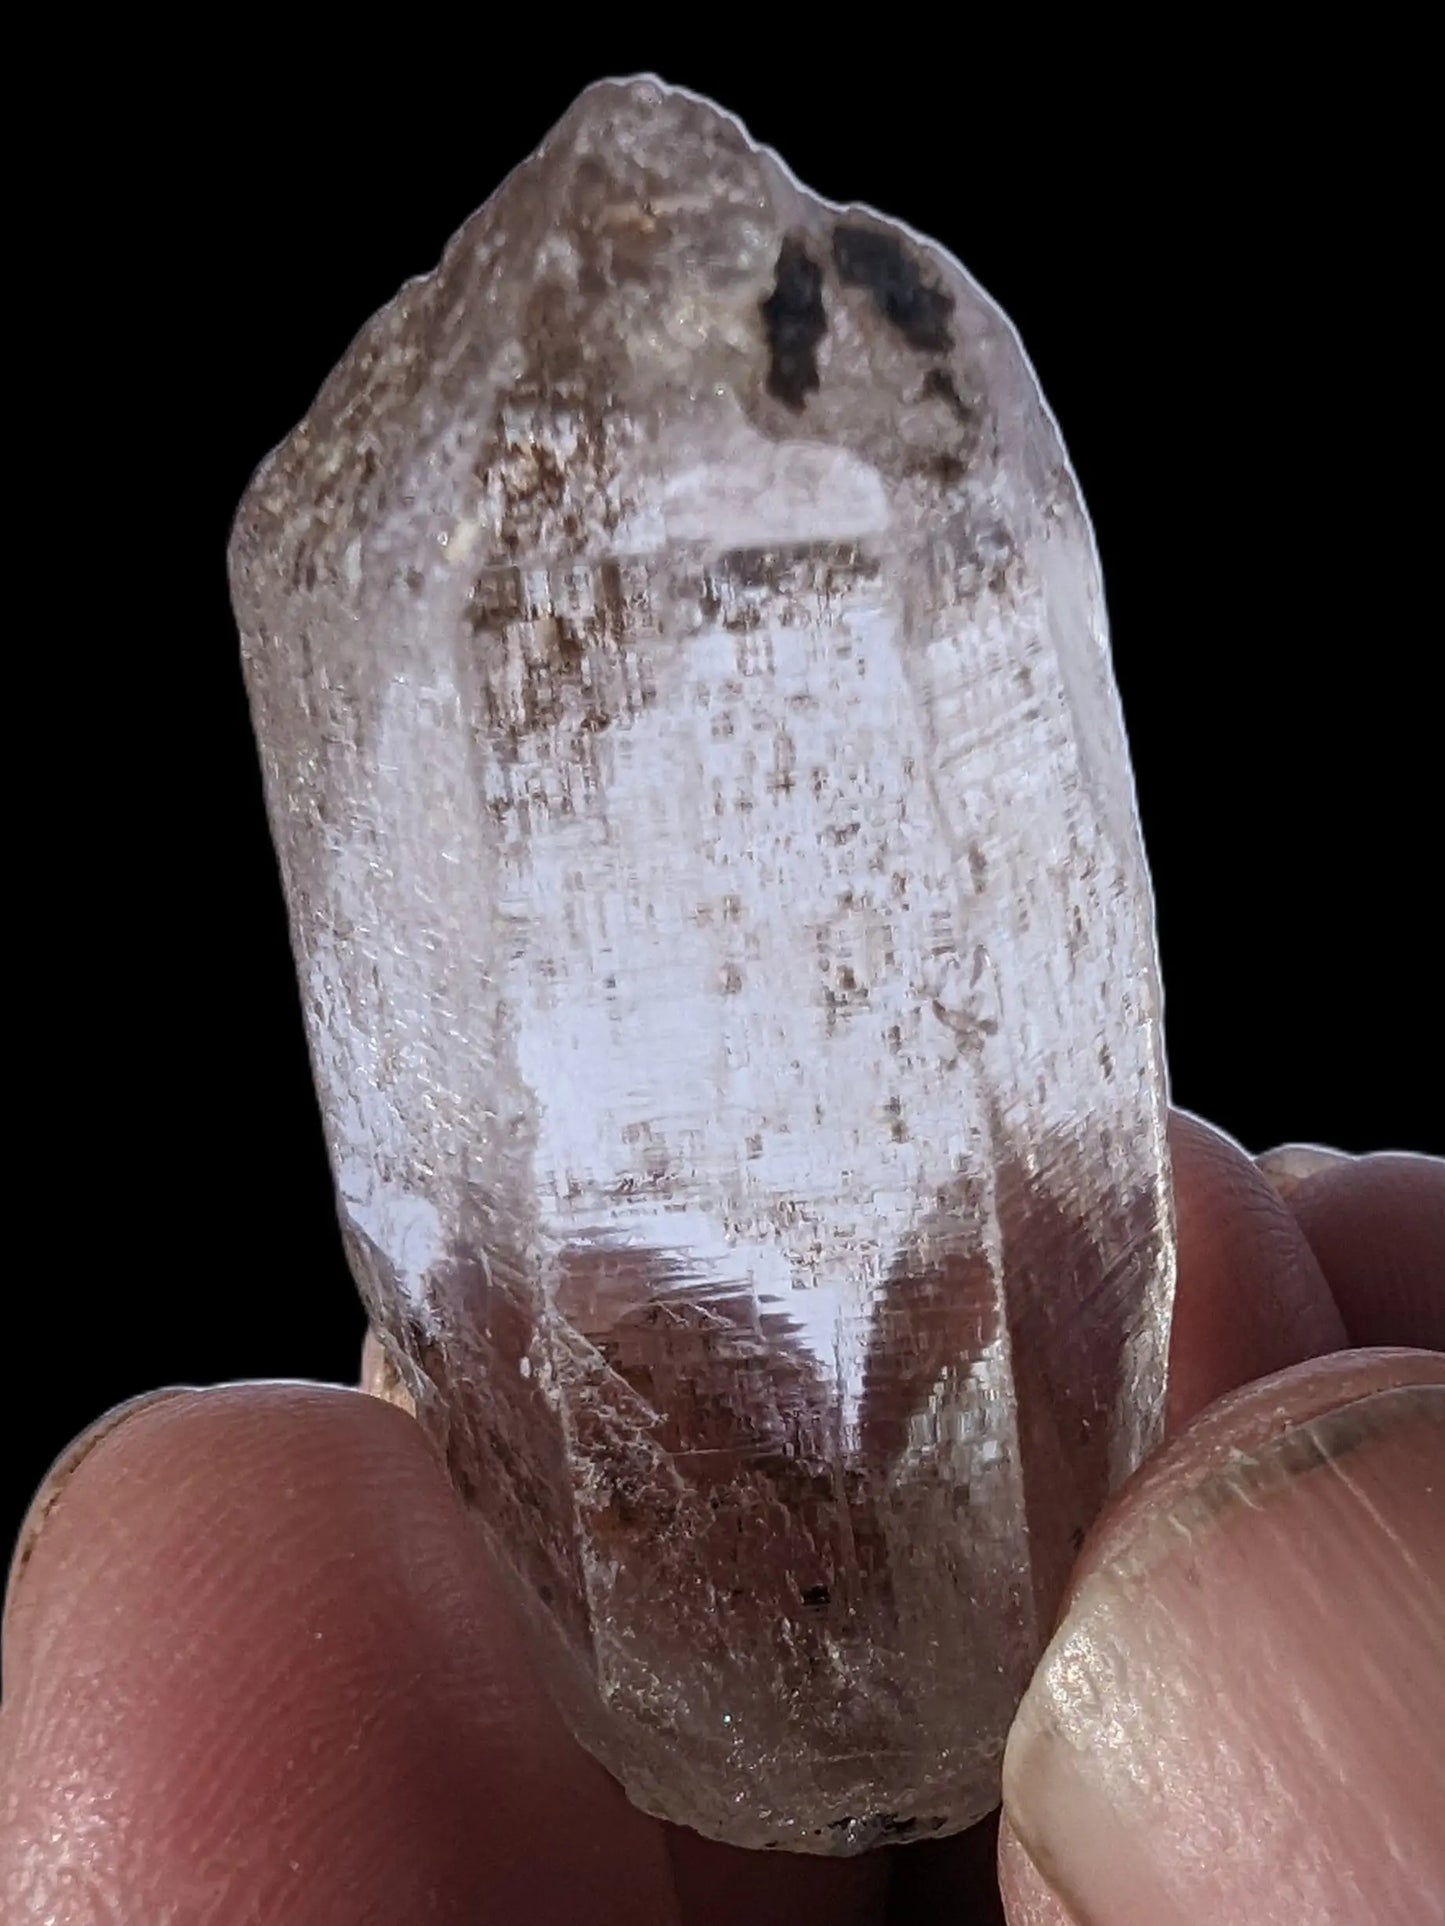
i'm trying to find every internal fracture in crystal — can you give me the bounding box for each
[230,77,1175,1852]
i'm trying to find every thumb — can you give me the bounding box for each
[997,1348,1445,1926]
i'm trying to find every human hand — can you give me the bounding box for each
[3,1115,1441,1924]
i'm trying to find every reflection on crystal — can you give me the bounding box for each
[231,76,1175,1851]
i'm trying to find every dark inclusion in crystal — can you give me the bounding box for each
[760,236,828,409]
[832,222,955,353]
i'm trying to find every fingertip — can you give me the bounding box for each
[2,1382,678,1925]
[4,1384,429,1677]
[1166,1112,1346,1431]
[1003,1351,1445,1926]
[1285,1151,1445,1349]
[4,1386,195,1641]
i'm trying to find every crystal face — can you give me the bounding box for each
[230,78,1175,1852]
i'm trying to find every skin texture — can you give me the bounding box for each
[1,1115,1441,1924]
[998,1358,1444,1926]
[1284,1152,1445,1351]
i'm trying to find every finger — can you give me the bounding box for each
[1165,1112,1345,1432]
[1254,1141,1349,1200]
[1000,1348,1445,1925]
[2,1386,895,1926]
[1,1384,680,1926]
[1283,1152,1445,1350]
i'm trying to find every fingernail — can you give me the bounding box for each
[998,1812,1078,1924]
[5,1389,193,1623]
[1254,1141,1350,1200]
[360,1328,419,1417]
[1003,1383,1445,1926]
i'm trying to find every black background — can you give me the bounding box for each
[9,42,1436,1563]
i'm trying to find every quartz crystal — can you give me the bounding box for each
[231,77,1175,1853]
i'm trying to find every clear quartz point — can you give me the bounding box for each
[231,76,1175,1853]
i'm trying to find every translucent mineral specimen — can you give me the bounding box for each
[230,77,1175,1852]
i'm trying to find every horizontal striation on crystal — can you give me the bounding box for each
[230,76,1175,1852]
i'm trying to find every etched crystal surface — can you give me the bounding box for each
[230,78,1175,1852]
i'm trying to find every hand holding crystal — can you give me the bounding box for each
[8,79,1440,1922]
[5,1121,1441,1923]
